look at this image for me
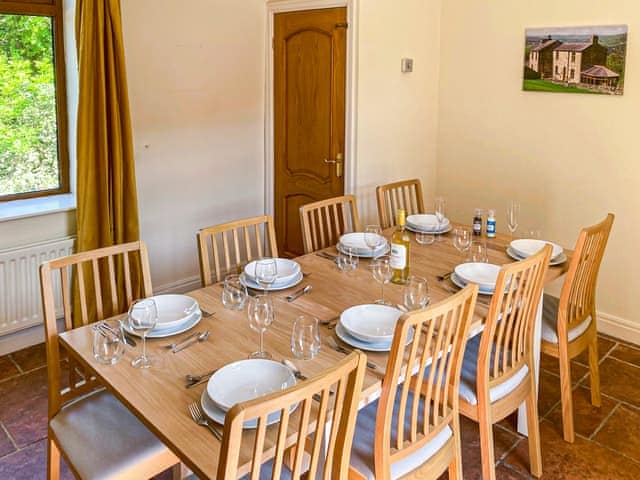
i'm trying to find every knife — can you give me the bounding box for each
[98,322,137,347]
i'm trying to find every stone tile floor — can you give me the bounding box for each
[0,334,638,479]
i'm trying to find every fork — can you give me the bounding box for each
[188,402,223,441]
[326,337,380,371]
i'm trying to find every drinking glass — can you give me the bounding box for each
[371,255,392,305]
[254,258,277,293]
[364,225,383,256]
[128,299,158,368]
[337,245,358,272]
[403,276,429,311]
[469,242,488,263]
[247,295,275,359]
[507,201,520,239]
[434,197,446,242]
[291,315,321,360]
[452,227,472,260]
[222,274,247,310]
[416,230,435,245]
[92,322,125,365]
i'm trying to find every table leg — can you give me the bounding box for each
[517,293,543,435]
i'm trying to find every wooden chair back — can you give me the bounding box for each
[373,284,478,478]
[299,195,361,254]
[197,215,278,286]
[217,351,367,480]
[478,245,551,395]
[39,241,153,418]
[376,179,425,229]
[558,213,614,335]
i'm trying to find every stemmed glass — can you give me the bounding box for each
[364,225,383,256]
[371,255,392,305]
[247,295,275,359]
[434,197,446,242]
[403,276,429,311]
[254,258,277,294]
[452,227,472,261]
[128,299,158,369]
[507,201,520,239]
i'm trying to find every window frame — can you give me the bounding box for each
[0,0,70,202]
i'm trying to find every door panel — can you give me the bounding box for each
[274,7,346,257]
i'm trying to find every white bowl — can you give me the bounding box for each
[149,294,199,330]
[510,239,563,260]
[244,258,300,284]
[207,359,296,412]
[339,304,403,344]
[339,233,388,257]
[454,263,501,291]
[406,214,450,232]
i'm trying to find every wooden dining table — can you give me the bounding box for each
[58,226,571,478]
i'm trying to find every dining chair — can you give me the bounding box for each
[540,213,614,443]
[349,284,478,480]
[209,351,367,480]
[458,245,552,480]
[197,215,278,286]
[299,195,361,254]
[39,241,180,480]
[376,178,425,229]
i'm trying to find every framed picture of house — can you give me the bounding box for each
[523,25,627,95]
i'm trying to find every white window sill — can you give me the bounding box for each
[0,194,76,222]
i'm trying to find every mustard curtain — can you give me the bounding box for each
[74,0,142,322]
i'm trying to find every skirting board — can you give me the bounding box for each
[598,311,640,346]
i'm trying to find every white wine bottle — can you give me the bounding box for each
[390,209,410,285]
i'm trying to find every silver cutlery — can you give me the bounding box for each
[92,322,136,347]
[186,368,218,383]
[441,283,491,305]
[315,251,337,261]
[320,316,339,330]
[327,337,380,371]
[286,284,312,302]
[201,310,215,318]
[437,271,453,281]
[173,331,210,353]
[281,360,332,401]
[188,402,222,440]
[396,304,409,312]
[162,331,201,350]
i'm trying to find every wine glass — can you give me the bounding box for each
[222,274,247,310]
[254,258,277,294]
[337,245,358,272]
[291,315,321,360]
[364,225,383,256]
[403,276,429,311]
[247,295,275,359]
[371,255,392,305]
[416,230,435,245]
[469,241,488,263]
[507,201,520,239]
[434,197,446,242]
[452,227,472,260]
[128,299,158,369]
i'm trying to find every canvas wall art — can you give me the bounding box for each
[523,25,627,95]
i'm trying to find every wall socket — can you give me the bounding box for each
[401,58,414,73]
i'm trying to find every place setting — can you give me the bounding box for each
[239,257,303,292]
[336,225,389,259]
[507,238,567,265]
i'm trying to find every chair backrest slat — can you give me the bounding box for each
[376,179,425,229]
[300,195,361,254]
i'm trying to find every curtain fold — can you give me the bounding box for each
[74,0,142,322]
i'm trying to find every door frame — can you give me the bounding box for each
[264,0,358,216]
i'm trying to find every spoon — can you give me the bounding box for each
[162,331,201,350]
[282,359,306,380]
[172,331,211,353]
[286,284,312,302]
[185,368,218,383]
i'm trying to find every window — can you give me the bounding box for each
[0,0,68,201]
[555,65,559,75]
[571,51,576,62]
[570,68,575,80]
[555,51,559,60]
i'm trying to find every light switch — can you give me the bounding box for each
[401,58,413,73]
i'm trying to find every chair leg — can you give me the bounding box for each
[448,420,463,480]
[47,437,60,480]
[525,384,543,477]
[477,409,496,480]
[171,463,187,480]
[588,333,601,408]
[558,345,575,443]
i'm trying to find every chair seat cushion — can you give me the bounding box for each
[350,392,453,480]
[50,389,171,480]
[459,336,529,405]
[186,459,291,480]
[542,294,592,344]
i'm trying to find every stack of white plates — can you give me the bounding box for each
[335,304,406,351]
[123,294,202,338]
[337,233,389,258]
[406,214,451,234]
[200,359,297,428]
[240,258,303,291]
[507,239,567,266]
[451,263,502,295]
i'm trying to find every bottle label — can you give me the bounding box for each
[473,221,482,235]
[390,244,407,269]
[487,220,496,237]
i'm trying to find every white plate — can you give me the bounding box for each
[240,271,303,291]
[244,258,301,284]
[334,322,393,352]
[510,239,563,260]
[123,309,202,338]
[406,214,450,232]
[200,391,296,429]
[339,233,388,255]
[207,359,296,413]
[336,241,389,258]
[340,304,403,343]
[454,263,501,290]
[506,247,567,266]
[406,224,451,235]
[450,272,494,295]
[148,294,199,331]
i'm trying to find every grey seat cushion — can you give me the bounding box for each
[542,294,592,344]
[186,459,292,480]
[50,389,171,480]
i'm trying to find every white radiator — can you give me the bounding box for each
[0,237,75,336]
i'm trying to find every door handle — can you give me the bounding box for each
[323,153,343,178]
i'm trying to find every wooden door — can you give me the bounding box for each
[274,7,347,257]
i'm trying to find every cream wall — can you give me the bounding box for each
[437,0,639,338]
